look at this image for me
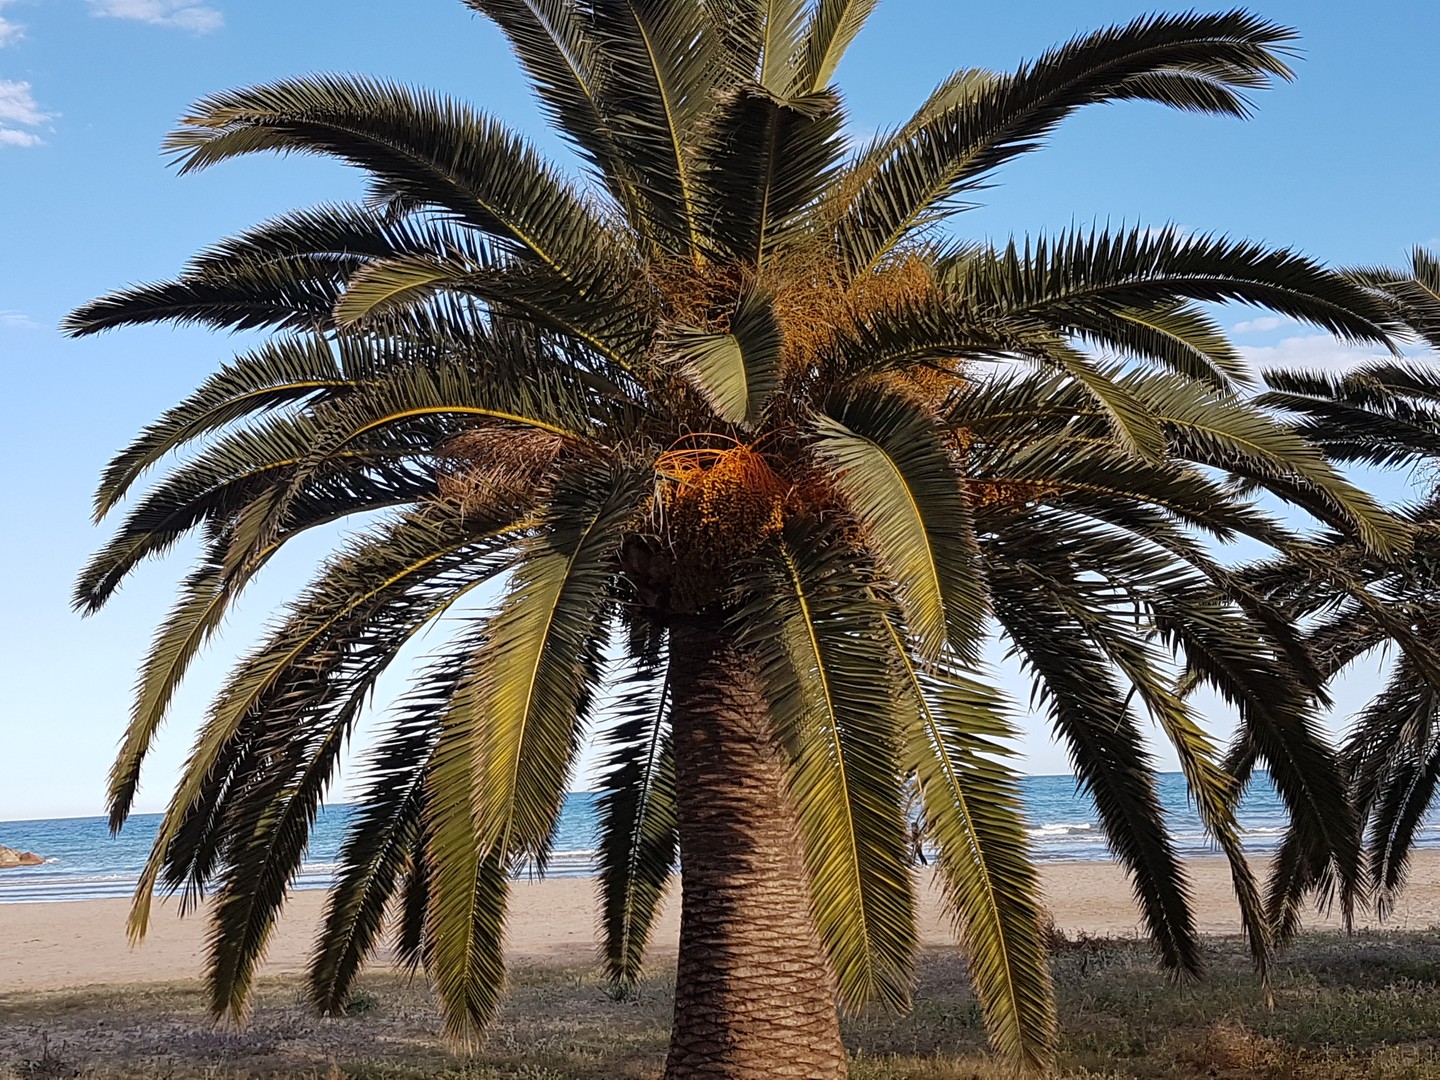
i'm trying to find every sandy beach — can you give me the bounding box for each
[6,852,1440,995]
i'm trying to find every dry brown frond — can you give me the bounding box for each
[645,245,941,382]
[435,425,567,520]
[965,478,1061,510]
[647,257,747,329]
[761,248,940,373]
[887,361,967,412]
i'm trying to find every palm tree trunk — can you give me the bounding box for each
[663,614,847,1079]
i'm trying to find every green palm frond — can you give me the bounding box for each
[967,433,1289,549]
[746,0,810,93]
[1340,655,1440,915]
[308,646,463,1015]
[993,570,1201,976]
[591,0,720,255]
[835,11,1297,271]
[1068,299,1249,389]
[75,413,436,613]
[424,462,645,1041]
[1079,613,1272,983]
[595,648,677,990]
[892,639,1055,1069]
[1162,593,1362,942]
[89,335,352,520]
[329,250,651,373]
[229,358,597,581]
[1120,371,1409,553]
[694,86,844,263]
[127,511,518,946]
[740,518,916,1010]
[668,288,783,426]
[1262,360,1440,469]
[1367,734,1440,918]
[199,515,515,1020]
[840,68,998,202]
[1039,347,1168,460]
[1348,247,1440,349]
[163,75,631,280]
[461,0,640,216]
[105,557,231,831]
[812,385,985,661]
[64,256,356,336]
[797,0,879,92]
[65,203,652,370]
[75,412,432,613]
[947,227,1396,348]
[467,463,647,862]
[204,686,356,1020]
[394,829,431,974]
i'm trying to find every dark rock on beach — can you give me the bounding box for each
[0,845,43,868]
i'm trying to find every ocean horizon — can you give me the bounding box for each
[0,771,1425,904]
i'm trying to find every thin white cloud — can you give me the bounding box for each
[1232,315,1294,336]
[88,0,223,32]
[0,126,38,146]
[0,310,41,330]
[0,78,46,147]
[1238,332,1400,373]
[0,0,21,48]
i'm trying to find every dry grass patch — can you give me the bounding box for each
[7,934,1440,1078]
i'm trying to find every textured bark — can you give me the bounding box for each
[663,615,847,1079]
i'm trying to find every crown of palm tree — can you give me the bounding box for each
[67,4,1412,1071]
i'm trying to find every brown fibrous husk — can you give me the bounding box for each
[435,425,568,520]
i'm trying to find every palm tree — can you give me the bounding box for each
[66,5,1407,1074]
[1242,249,1440,932]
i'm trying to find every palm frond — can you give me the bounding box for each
[90,334,351,518]
[892,637,1055,1068]
[308,645,464,1015]
[797,0,879,92]
[738,518,916,1010]
[126,510,518,947]
[595,646,677,990]
[75,413,436,612]
[1341,655,1440,916]
[751,0,809,93]
[461,1,642,217]
[668,288,783,426]
[947,227,1397,350]
[590,0,720,256]
[468,462,648,862]
[694,86,845,264]
[1121,370,1409,554]
[1068,300,1250,389]
[992,571,1201,976]
[1159,589,1363,942]
[1350,247,1440,349]
[424,461,646,1041]
[162,75,632,281]
[106,557,230,831]
[836,11,1297,270]
[1081,613,1272,985]
[812,384,985,661]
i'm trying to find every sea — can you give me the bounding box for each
[0,772,1428,904]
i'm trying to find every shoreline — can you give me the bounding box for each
[5,851,1440,995]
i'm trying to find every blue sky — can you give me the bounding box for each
[1,0,1437,820]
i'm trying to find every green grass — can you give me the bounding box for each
[6,931,1440,1078]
